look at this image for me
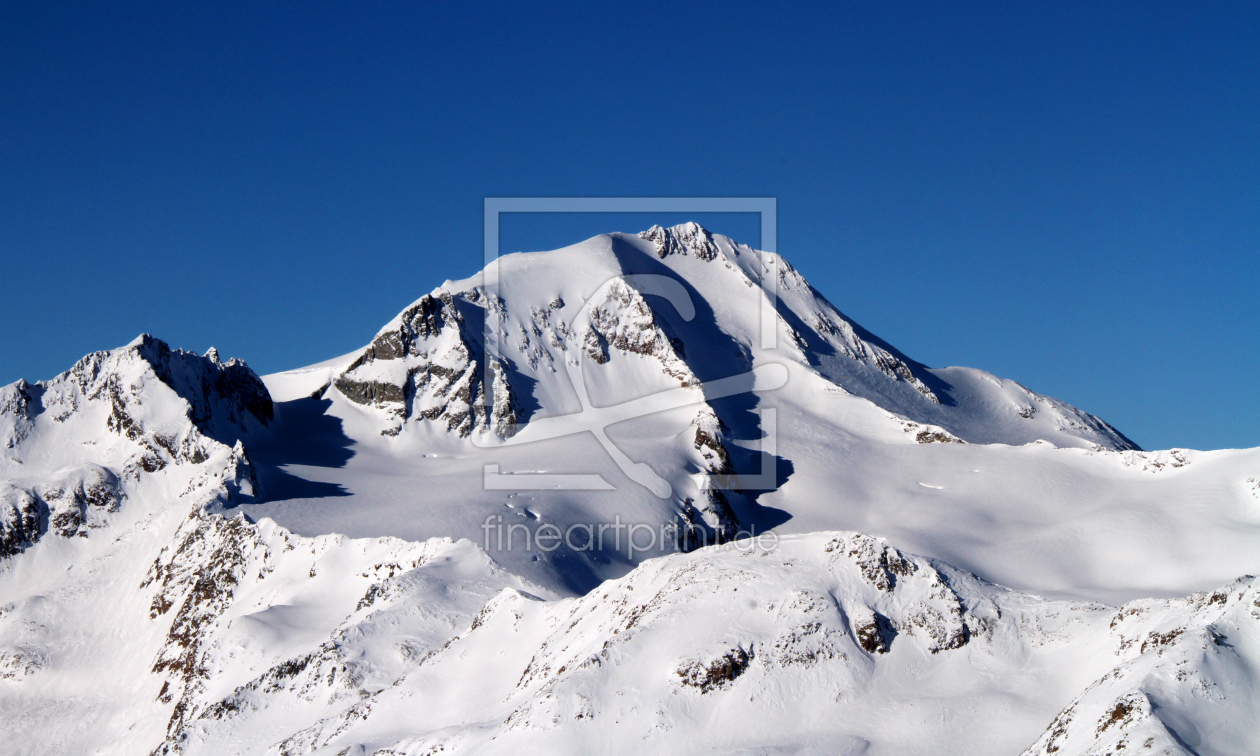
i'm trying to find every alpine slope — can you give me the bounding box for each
[1,224,1257,755]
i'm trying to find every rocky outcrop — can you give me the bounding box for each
[38,464,124,538]
[140,514,538,756]
[691,407,733,475]
[676,493,739,551]
[461,532,995,737]
[676,646,753,692]
[0,484,42,557]
[810,310,941,403]
[145,510,271,738]
[1,466,127,556]
[221,441,261,501]
[4,503,1254,756]
[584,278,696,387]
[88,335,272,439]
[490,359,520,438]
[334,274,701,439]
[1119,448,1191,472]
[0,644,46,681]
[639,222,719,261]
[0,379,41,450]
[31,334,270,451]
[676,407,741,549]
[825,533,972,653]
[333,292,520,438]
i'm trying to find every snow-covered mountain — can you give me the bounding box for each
[1,225,1257,755]
[325,222,1137,451]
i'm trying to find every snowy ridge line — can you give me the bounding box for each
[1,334,271,558]
[136,520,1260,756]
[322,223,1139,452]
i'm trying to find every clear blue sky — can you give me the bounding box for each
[2,2,1256,450]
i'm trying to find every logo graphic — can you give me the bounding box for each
[477,198,781,498]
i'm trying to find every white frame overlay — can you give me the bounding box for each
[480,197,780,497]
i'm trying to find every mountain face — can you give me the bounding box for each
[1,225,1258,755]
[327,223,1136,452]
[0,334,269,558]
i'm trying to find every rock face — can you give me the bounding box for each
[137,508,552,756]
[0,484,41,557]
[39,464,124,538]
[334,292,519,438]
[582,277,696,386]
[1022,580,1260,756]
[22,334,271,454]
[0,379,40,450]
[639,222,720,261]
[74,335,273,443]
[146,510,272,739]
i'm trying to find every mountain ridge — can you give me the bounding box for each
[0,225,1257,755]
[323,224,1138,452]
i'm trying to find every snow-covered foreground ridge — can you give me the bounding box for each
[2,496,1258,756]
[1,223,1258,753]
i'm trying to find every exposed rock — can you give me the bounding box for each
[10,335,268,463]
[894,417,966,444]
[764,590,849,668]
[826,534,971,653]
[676,494,739,551]
[122,336,273,436]
[37,465,123,538]
[639,222,719,261]
[691,407,733,475]
[1023,577,1260,756]
[829,533,916,593]
[581,326,608,365]
[915,429,961,444]
[585,279,696,387]
[812,312,941,403]
[0,379,41,450]
[0,485,43,557]
[145,510,271,738]
[490,360,520,438]
[0,645,46,680]
[333,292,516,439]
[676,646,753,692]
[222,441,261,502]
[0,337,274,563]
[854,609,897,655]
[143,526,525,755]
[1120,448,1191,473]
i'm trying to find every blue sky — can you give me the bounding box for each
[2,2,1256,450]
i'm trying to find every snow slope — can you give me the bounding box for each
[247,225,1259,601]
[0,224,1257,754]
[165,532,1260,756]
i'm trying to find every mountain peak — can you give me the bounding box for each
[638,222,720,261]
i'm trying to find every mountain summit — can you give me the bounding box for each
[324,223,1137,452]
